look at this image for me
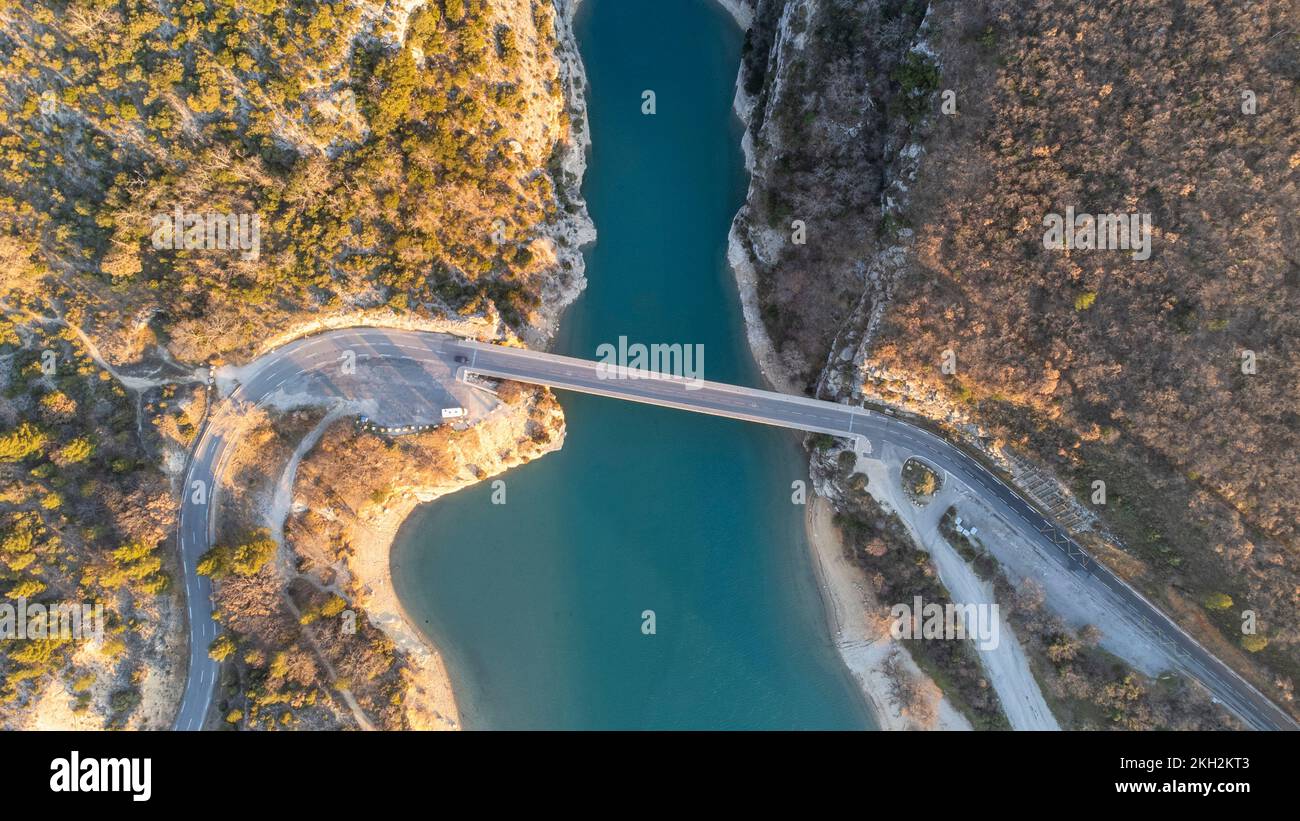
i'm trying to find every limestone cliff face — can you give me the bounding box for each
[529,0,598,347]
[728,0,947,567]
[727,0,934,397]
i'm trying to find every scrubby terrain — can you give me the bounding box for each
[193,384,563,730]
[735,0,1298,726]
[874,0,1299,714]
[0,0,589,729]
[0,313,185,728]
[0,0,590,362]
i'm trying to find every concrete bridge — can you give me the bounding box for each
[173,329,1298,732]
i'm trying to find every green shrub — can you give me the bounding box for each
[0,423,47,462]
[209,634,236,662]
[1203,592,1233,611]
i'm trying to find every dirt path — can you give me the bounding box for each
[857,444,1060,730]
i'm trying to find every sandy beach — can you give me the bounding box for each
[302,0,941,734]
[348,499,463,730]
[804,495,970,730]
[329,0,594,731]
[720,0,966,730]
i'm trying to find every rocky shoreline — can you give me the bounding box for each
[718,0,970,730]
[528,0,598,348]
[332,0,597,728]
[323,398,566,730]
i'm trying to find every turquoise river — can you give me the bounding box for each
[390,0,875,729]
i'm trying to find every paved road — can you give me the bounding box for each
[174,328,1297,731]
[173,330,481,730]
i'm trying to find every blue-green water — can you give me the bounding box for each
[390,0,874,729]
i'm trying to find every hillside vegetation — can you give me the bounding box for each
[0,313,182,727]
[872,0,1299,709]
[734,0,930,383]
[0,0,583,364]
[0,0,584,728]
[740,0,1298,719]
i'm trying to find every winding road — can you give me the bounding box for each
[173,327,1298,731]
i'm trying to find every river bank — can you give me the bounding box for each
[805,498,969,730]
[362,411,552,731]
[340,495,463,730]
[285,391,567,730]
[720,0,968,729]
[243,1,595,732]
[389,0,871,730]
